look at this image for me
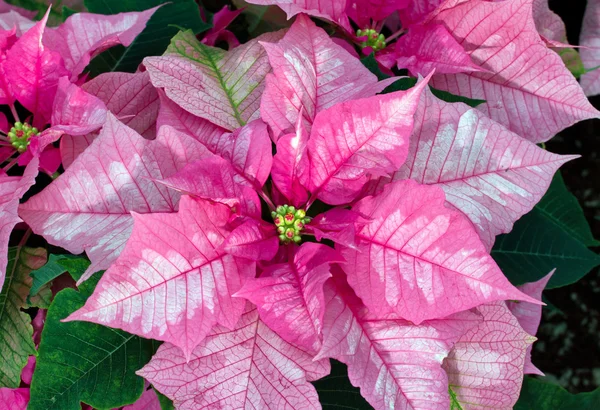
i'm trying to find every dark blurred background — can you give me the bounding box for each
[533,0,600,394]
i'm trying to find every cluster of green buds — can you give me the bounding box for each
[272,205,311,244]
[356,28,386,51]
[8,122,38,153]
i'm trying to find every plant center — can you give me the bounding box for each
[356,28,386,51]
[272,205,311,244]
[8,122,38,153]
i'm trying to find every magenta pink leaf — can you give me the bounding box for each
[201,5,242,48]
[246,0,350,27]
[51,77,107,136]
[430,0,599,143]
[307,208,365,249]
[507,270,554,376]
[0,388,29,410]
[444,302,535,409]
[260,14,393,139]
[0,158,38,291]
[159,93,273,190]
[316,271,481,410]
[222,218,279,261]
[271,115,309,207]
[235,243,342,352]
[138,304,330,409]
[346,0,410,27]
[157,153,262,218]
[227,119,273,187]
[123,388,161,410]
[4,9,68,127]
[342,179,540,324]
[398,0,444,25]
[301,76,430,205]
[43,7,159,78]
[20,356,34,385]
[66,196,254,358]
[393,23,484,75]
[82,71,160,138]
[19,115,205,284]
[370,87,576,248]
[144,30,283,131]
[580,0,600,96]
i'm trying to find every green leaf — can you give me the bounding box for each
[361,54,486,107]
[84,0,210,75]
[537,173,599,247]
[449,387,464,410]
[155,388,175,410]
[558,48,585,78]
[28,270,160,410]
[61,6,78,20]
[515,377,600,409]
[492,173,600,288]
[29,254,89,297]
[313,360,372,410]
[0,247,46,388]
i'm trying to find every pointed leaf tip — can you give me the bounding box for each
[343,179,543,323]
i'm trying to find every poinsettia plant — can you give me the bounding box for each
[1,0,599,409]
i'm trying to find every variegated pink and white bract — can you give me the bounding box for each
[0,5,158,288]
[7,1,592,410]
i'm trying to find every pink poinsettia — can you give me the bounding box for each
[0,5,158,291]
[14,14,569,409]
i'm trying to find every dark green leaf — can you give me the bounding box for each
[61,5,78,20]
[0,247,46,388]
[29,254,89,297]
[360,54,485,107]
[492,174,600,288]
[84,0,211,75]
[536,173,599,247]
[29,270,160,410]
[155,388,175,410]
[313,360,373,409]
[515,377,600,409]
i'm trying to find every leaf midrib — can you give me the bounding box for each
[181,40,245,127]
[34,326,137,408]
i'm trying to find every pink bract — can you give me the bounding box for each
[301,74,431,205]
[260,14,394,139]
[444,302,536,409]
[235,242,342,353]
[43,6,160,79]
[317,271,481,409]
[370,87,576,249]
[4,9,68,127]
[581,0,600,96]
[430,0,599,143]
[8,2,594,408]
[0,158,38,290]
[138,304,330,409]
[342,179,539,323]
[65,196,254,359]
[507,271,555,376]
[19,115,202,284]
